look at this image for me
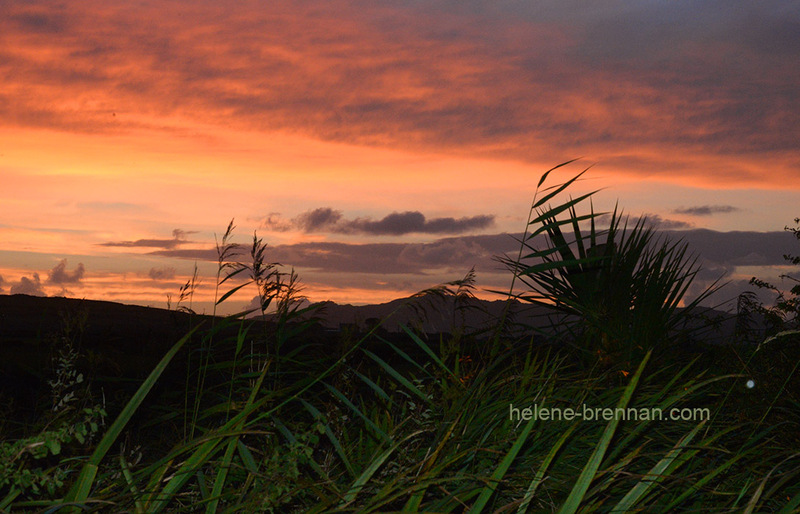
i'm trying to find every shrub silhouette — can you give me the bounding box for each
[499,162,720,364]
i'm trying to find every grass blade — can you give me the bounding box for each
[611,420,706,512]
[556,350,651,514]
[301,398,355,478]
[362,349,432,405]
[338,430,424,507]
[533,165,591,209]
[536,159,580,189]
[468,410,539,513]
[517,425,576,513]
[63,325,202,510]
[324,382,392,444]
[402,324,458,380]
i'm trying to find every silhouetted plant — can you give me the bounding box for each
[498,162,721,364]
[748,217,800,336]
[409,266,483,335]
[212,219,243,317]
[175,263,200,315]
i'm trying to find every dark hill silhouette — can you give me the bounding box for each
[0,291,743,354]
[0,292,747,429]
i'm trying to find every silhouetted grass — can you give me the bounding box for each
[2,164,799,512]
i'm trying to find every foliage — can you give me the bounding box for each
[1,315,106,506]
[497,162,721,365]
[745,217,800,336]
[0,406,106,499]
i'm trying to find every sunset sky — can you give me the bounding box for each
[1,0,798,314]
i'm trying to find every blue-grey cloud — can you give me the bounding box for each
[595,213,692,230]
[47,259,85,285]
[294,208,343,232]
[670,229,797,266]
[254,213,292,232]
[345,212,495,235]
[100,228,196,249]
[101,238,183,249]
[8,9,68,35]
[643,214,693,230]
[145,226,799,311]
[148,227,796,308]
[10,273,46,296]
[673,205,740,216]
[151,233,522,274]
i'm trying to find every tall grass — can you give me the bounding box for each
[2,165,799,512]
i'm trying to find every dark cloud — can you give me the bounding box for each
[152,233,522,275]
[642,214,693,230]
[255,212,292,232]
[47,259,85,285]
[0,275,4,293]
[706,278,779,313]
[295,208,343,232]
[149,228,796,286]
[9,10,68,35]
[10,273,46,296]
[145,227,797,310]
[347,212,494,236]
[671,229,797,267]
[149,249,218,261]
[148,266,176,280]
[271,242,419,274]
[397,238,492,268]
[100,228,196,249]
[595,213,692,230]
[673,205,740,216]
[101,238,183,249]
[684,262,734,306]
[171,229,196,240]
[271,208,494,235]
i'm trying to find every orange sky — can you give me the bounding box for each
[1,1,798,312]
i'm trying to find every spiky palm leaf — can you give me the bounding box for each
[499,163,722,363]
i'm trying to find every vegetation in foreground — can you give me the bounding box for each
[2,163,799,513]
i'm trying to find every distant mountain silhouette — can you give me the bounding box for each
[299,294,555,335]
[0,292,744,349]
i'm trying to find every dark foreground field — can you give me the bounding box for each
[1,287,798,513]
